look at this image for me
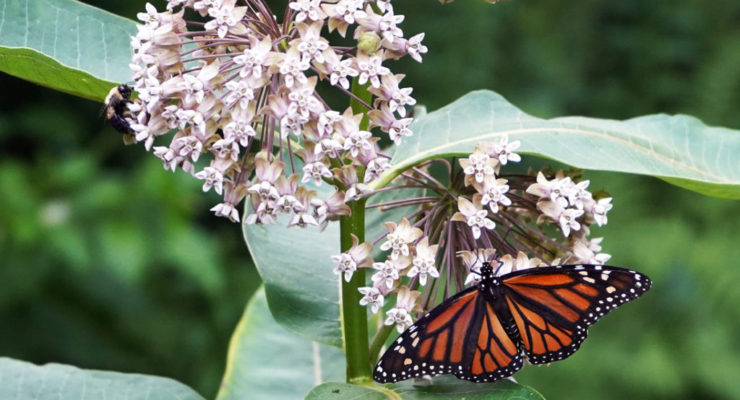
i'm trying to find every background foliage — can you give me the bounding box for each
[1,0,739,398]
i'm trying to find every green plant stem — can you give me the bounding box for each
[340,76,375,383]
[340,199,371,383]
[350,77,372,129]
[368,323,395,366]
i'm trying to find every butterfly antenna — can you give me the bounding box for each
[492,260,505,276]
[501,225,514,242]
[468,250,482,276]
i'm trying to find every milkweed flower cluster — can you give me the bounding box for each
[341,136,614,332]
[125,0,426,223]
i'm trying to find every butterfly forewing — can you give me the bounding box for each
[373,286,522,383]
[501,265,651,364]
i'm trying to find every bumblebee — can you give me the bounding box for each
[104,84,136,144]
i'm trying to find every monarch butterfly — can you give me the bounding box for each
[374,262,651,383]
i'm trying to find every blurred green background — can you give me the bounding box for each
[1,0,739,399]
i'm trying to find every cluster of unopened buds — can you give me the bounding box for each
[333,136,614,332]
[125,0,426,223]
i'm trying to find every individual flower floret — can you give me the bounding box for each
[384,285,420,333]
[205,2,248,39]
[526,171,570,208]
[496,251,544,276]
[371,256,409,289]
[247,155,285,210]
[288,187,320,227]
[587,197,613,226]
[379,218,423,260]
[233,36,275,79]
[460,148,498,185]
[358,4,404,43]
[310,191,351,231]
[385,32,428,62]
[294,22,330,63]
[323,0,367,36]
[474,176,511,213]
[407,237,439,286]
[333,165,372,202]
[572,235,611,264]
[358,286,385,314]
[367,103,414,144]
[367,74,416,117]
[491,135,521,165]
[210,201,240,223]
[289,0,326,23]
[364,157,391,183]
[565,179,592,210]
[559,208,584,237]
[194,166,224,195]
[451,196,495,239]
[331,235,373,282]
[318,49,359,90]
[355,53,390,88]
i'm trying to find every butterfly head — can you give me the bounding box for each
[480,261,494,277]
[477,261,503,288]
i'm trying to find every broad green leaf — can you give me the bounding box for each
[389,377,544,399]
[377,90,740,199]
[0,0,136,101]
[243,206,343,346]
[217,287,345,400]
[306,377,544,399]
[0,357,204,400]
[305,383,391,400]
[242,186,424,347]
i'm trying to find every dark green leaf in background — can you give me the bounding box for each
[0,0,136,100]
[0,357,205,400]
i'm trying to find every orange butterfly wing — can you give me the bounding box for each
[501,265,651,364]
[374,287,522,382]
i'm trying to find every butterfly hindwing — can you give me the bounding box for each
[373,286,522,382]
[374,287,477,382]
[468,298,523,382]
[501,264,651,364]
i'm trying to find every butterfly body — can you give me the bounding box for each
[374,262,650,383]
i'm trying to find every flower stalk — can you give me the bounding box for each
[340,198,371,383]
[337,74,377,383]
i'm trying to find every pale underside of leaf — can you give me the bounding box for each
[377,90,740,199]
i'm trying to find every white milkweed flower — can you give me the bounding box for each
[331,235,372,282]
[124,0,426,225]
[384,286,420,332]
[408,237,439,286]
[358,286,385,314]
